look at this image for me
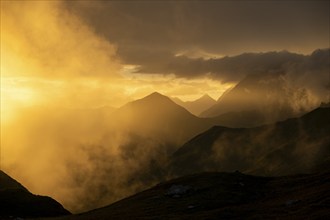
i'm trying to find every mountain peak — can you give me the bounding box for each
[145,91,167,99]
[121,91,190,114]
[198,94,216,102]
[171,94,217,116]
[137,92,173,104]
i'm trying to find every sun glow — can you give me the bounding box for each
[0,78,37,123]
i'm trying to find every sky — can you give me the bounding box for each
[68,1,329,64]
[1,0,329,119]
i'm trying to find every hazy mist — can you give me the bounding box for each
[1,0,329,214]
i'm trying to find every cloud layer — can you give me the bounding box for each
[68,1,329,79]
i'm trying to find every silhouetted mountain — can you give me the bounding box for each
[201,50,330,123]
[0,170,70,218]
[172,94,216,116]
[52,171,330,219]
[201,71,312,123]
[56,92,217,211]
[171,96,186,106]
[169,107,330,177]
[113,92,213,146]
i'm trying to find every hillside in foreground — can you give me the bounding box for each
[46,171,330,220]
[0,171,70,219]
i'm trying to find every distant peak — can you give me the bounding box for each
[136,92,173,103]
[148,92,164,97]
[121,91,194,115]
[201,94,211,99]
[198,94,216,102]
[143,92,169,100]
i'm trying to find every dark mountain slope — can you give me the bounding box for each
[48,171,330,220]
[0,170,28,191]
[0,170,70,218]
[112,92,214,147]
[169,107,330,177]
[211,109,266,128]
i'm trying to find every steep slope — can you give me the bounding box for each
[169,107,330,177]
[201,49,329,121]
[0,170,28,190]
[0,170,70,218]
[201,72,308,122]
[172,94,216,116]
[48,171,330,220]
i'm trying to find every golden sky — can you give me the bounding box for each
[0,1,236,124]
[1,0,329,128]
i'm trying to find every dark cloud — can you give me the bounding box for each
[136,49,329,83]
[66,1,329,80]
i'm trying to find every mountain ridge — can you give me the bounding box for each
[172,94,216,116]
[169,107,330,177]
[112,91,214,146]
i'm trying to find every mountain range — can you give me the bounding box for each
[4,90,329,213]
[172,94,216,116]
[2,101,330,219]
[2,47,329,216]
[169,107,330,177]
[112,92,215,147]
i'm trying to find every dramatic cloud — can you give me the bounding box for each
[136,51,307,82]
[67,1,329,79]
[1,1,121,79]
[1,1,230,122]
